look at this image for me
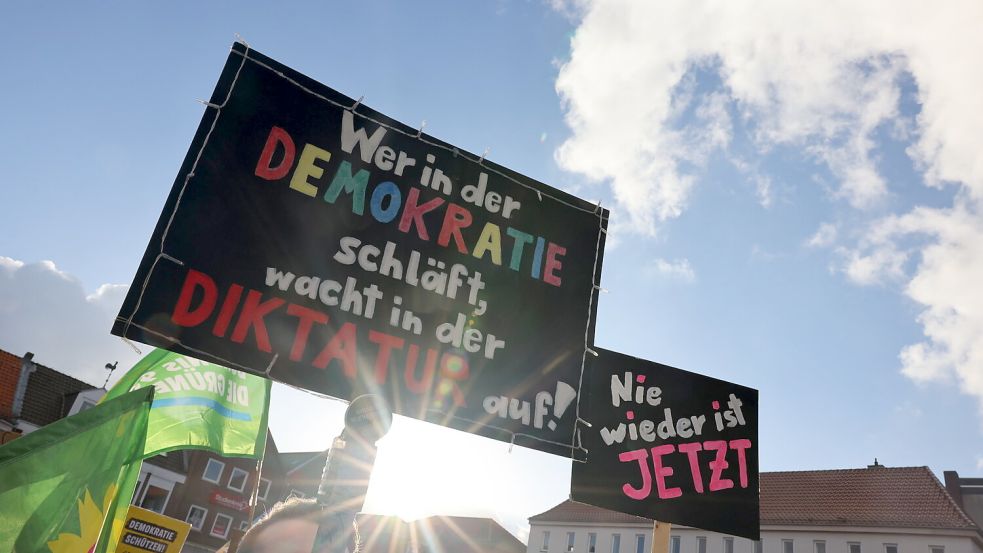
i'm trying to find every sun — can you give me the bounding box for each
[362,417,507,521]
[47,485,116,553]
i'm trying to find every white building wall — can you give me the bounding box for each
[528,523,983,553]
[65,388,106,417]
[528,522,657,553]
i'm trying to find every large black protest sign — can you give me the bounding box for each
[572,348,759,539]
[112,44,607,456]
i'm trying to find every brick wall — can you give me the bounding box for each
[0,350,21,419]
[164,438,285,551]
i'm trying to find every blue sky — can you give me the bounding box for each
[2,0,982,541]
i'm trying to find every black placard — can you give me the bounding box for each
[572,348,759,539]
[112,44,606,457]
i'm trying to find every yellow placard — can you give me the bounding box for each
[116,505,191,553]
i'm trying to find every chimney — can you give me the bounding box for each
[944,471,964,507]
[12,352,37,418]
[867,458,884,469]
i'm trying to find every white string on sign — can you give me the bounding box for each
[569,201,607,462]
[118,40,608,457]
[114,319,262,375]
[233,48,600,215]
[237,46,611,455]
[120,39,252,377]
[437,410,593,456]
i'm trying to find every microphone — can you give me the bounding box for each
[313,395,392,552]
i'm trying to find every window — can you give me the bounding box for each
[755,542,762,553]
[567,532,576,552]
[670,536,680,553]
[542,531,550,552]
[210,513,234,539]
[698,537,707,553]
[589,533,597,553]
[135,474,173,514]
[239,520,250,531]
[287,489,306,499]
[885,545,898,553]
[724,538,734,553]
[227,467,249,492]
[930,547,944,553]
[186,505,207,531]
[257,478,271,500]
[138,483,170,514]
[783,540,794,553]
[849,543,861,553]
[635,534,645,553]
[815,541,826,553]
[612,534,621,553]
[202,458,225,484]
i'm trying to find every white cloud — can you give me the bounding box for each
[755,174,773,209]
[750,244,779,263]
[893,401,923,418]
[0,256,25,271]
[0,258,141,386]
[645,258,696,283]
[807,223,838,248]
[892,208,983,411]
[554,0,983,219]
[730,157,776,208]
[86,283,129,306]
[553,1,925,233]
[553,0,983,424]
[838,244,908,286]
[834,204,983,419]
[548,0,590,20]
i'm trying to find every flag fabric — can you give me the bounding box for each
[102,348,272,458]
[0,387,153,553]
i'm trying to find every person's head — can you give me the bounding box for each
[218,497,359,553]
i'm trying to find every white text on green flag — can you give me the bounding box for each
[103,349,271,458]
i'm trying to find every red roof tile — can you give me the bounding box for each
[532,467,978,531]
[529,500,653,525]
[761,466,976,530]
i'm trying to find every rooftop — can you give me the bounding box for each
[0,349,99,427]
[357,514,525,553]
[532,466,978,532]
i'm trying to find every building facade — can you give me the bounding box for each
[354,514,525,553]
[0,349,104,438]
[946,472,983,531]
[0,348,523,552]
[158,436,287,553]
[529,467,983,553]
[0,348,284,552]
[277,449,327,500]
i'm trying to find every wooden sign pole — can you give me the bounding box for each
[651,520,672,553]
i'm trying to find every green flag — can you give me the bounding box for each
[0,387,153,553]
[103,348,272,458]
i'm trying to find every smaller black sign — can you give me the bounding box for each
[572,348,759,540]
